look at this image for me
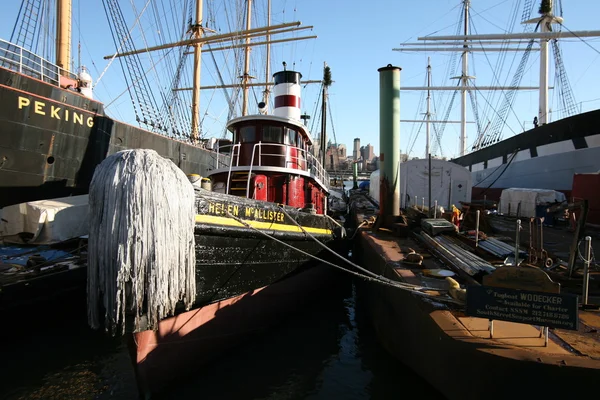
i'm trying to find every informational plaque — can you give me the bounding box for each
[466,285,579,331]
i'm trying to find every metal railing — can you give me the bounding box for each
[0,38,77,85]
[213,141,330,196]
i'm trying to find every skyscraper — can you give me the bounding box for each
[360,143,374,163]
[353,138,360,161]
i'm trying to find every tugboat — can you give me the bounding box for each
[87,68,344,398]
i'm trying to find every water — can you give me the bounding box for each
[0,280,445,400]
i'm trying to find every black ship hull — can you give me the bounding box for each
[0,66,219,208]
[451,109,600,199]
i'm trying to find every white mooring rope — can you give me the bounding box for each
[87,149,196,335]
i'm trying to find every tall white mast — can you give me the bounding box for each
[105,1,319,139]
[539,9,550,125]
[191,0,204,142]
[400,60,466,158]
[395,0,576,157]
[459,0,470,156]
[262,0,271,112]
[242,0,253,116]
[523,0,563,125]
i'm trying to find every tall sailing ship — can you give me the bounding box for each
[0,0,319,207]
[396,0,600,200]
[1,2,345,396]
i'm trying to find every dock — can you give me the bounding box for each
[348,189,600,400]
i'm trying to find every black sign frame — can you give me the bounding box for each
[466,285,579,331]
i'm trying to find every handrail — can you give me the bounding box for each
[214,141,330,197]
[246,142,261,196]
[225,143,241,194]
[0,38,77,85]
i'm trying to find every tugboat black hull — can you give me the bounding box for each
[128,189,342,397]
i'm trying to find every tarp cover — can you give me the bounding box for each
[0,195,89,244]
[369,159,472,210]
[499,188,566,218]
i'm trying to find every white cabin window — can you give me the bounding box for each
[284,128,298,146]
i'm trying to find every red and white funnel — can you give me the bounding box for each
[273,70,302,120]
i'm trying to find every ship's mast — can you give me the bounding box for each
[56,0,72,73]
[426,57,431,157]
[263,0,271,112]
[104,1,318,141]
[401,1,600,136]
[459,0,470,156]
[242,0,253,116]
[539,3,551,125]
[395,0,596,156]
[523,0,563,125]
[400,59,465,158]
[320,62,329,168]
[191,0,204,142]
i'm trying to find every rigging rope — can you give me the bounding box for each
[431,87,459,157]
[551,39,578,119]
[10,0,46,58]
[473,149,519,191]
[483,39,535,147]
[223,209,463,306]
[96,0,152,87]
[102,0,164,132]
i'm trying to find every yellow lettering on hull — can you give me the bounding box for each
[17,95,95,127]
[206,202,284,222]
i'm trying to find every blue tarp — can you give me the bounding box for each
[0,245,71,267]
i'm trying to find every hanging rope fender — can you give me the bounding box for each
[87,149,197,336]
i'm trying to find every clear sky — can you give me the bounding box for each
[2,0,599,160]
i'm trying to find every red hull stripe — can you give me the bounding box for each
[274,95,300,108]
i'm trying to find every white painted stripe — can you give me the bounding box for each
[585,133,600,149]
[536,140,574,157]
[274,106,301,120]
[487,156,503,168]
[513,149,531,162]
[273,83,301,97]
[472,162,485,172]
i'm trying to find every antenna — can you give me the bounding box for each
[300,113,310,125]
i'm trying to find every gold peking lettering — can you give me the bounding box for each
[34,101,45,115]
[18,97,30,109]
[17,96,96,127]
[50,106,61,119]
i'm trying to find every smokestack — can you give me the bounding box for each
[378,64,401,217]
[273,70,302,121]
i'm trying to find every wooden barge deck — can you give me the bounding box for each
[350,191,600,400]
